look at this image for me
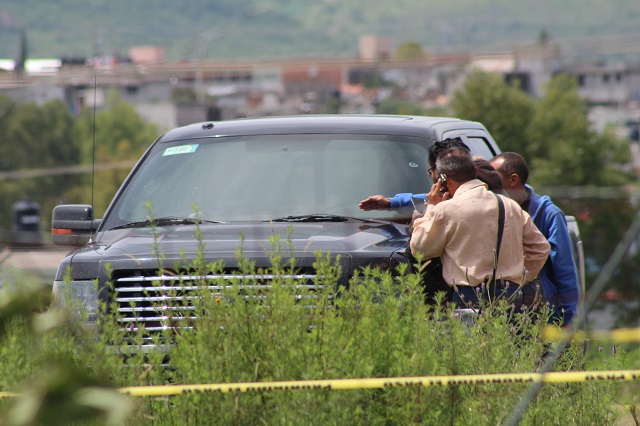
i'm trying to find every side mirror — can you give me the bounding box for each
[51,205,102,246]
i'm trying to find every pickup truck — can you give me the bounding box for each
[50,115,585,340]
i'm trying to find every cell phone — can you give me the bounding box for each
[439,173,448,194]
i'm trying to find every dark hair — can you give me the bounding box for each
[492,152,529,184]
[475,158,503,193]
[436,147,476,182]
[428,137,470,167]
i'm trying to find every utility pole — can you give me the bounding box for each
[14,28,27,79]
[195,31,205,106]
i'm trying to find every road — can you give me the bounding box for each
[0,247,70,288]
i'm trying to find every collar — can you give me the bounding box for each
[452,179,487,198]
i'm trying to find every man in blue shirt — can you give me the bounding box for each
[490,152,580,326]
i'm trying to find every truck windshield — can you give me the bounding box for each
[102,133,434,228]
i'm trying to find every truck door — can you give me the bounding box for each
[439,129,501,160]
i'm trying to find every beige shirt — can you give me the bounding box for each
[410,179,550,287]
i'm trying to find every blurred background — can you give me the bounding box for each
[0,0,639,328]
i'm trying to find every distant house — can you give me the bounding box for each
[511,42,563,98]
[559,61,640,136]
[561,61,640,107]
[359,35,392,62]
[129,46,166,64]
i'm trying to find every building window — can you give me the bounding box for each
[577,74,585,87]
[602,74,610,84]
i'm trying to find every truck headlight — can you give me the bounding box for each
[52,280,98,323]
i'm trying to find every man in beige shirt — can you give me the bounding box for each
[410,147,550,306]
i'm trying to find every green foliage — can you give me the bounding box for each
[316,91,343,114]
[375,98,430,116]
[360,71,396,90]
[450,70,535,156]
[64,90,158,217]
[0,92,158,236]
[74,90,157,163]
[451,71,633,187]
[561,194,639,316]
[527,75,590,160]
[0,289,133,425]
[0,98,79,170]
[394,41,428,61]
[0,95,81,231]
[520,74,635,303]
[527,75,632,186]
[171,86,199,106]
[0,241,630,424]
[1,0,639,60]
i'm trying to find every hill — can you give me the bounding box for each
[1,0,640,62]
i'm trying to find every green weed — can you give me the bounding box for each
[0,240,632,425]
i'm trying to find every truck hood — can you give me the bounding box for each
[59,220,410,279]
[103,220,408,256]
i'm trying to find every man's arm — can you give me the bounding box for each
[359,193,426,210]
[391,193,425,208]
[521,211,551,283]
[544,209,580,325]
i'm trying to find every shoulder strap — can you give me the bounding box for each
[491,194,506,284]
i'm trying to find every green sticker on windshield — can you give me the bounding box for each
[163,144,199,156]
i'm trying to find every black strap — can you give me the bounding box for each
[490,194,505,284]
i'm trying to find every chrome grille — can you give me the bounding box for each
[112,270,330,340]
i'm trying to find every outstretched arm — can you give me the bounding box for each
[358,195,391,210]
[358,193,426,210]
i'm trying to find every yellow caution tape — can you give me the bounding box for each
[1,370,637,399]
[117,370,640,397]
[542,326,640,343]
[0,392,18,400]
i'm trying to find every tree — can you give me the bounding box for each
[527,74,632,187]
[450,70,535,155]
[0,92,160,238]
[394,41,427,61]
[0,98,81,233]
[71,90,159,216]
[8,100,80,169]
[0,95,18,171]
[525,75,636,316]
[538,28,550,45]
[14,28,27,77]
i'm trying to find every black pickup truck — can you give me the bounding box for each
[51,115,585,340]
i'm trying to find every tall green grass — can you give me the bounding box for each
[0,239,632,425]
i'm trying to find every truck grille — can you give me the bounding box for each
[111,269,332,342]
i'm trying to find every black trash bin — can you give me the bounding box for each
[12,196,42,246]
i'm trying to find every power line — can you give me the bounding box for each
[0,161,136,181]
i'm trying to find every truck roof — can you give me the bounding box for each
[157,114,490,142]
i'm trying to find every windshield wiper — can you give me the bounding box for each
[110,216,221,230]
[269,214,352,223]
